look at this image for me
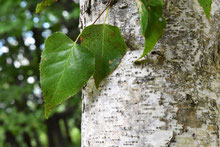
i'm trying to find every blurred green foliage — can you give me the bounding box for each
[0,0,81,146]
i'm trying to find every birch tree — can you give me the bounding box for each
[79,0,220,146]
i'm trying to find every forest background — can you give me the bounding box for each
[0,0,81,146]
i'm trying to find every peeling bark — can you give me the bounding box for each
[80,0,220,146]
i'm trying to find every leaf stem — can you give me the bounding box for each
[93,0,113,24]
[75,0,112,44]
[104,6,110,24]
[74,33,82,44]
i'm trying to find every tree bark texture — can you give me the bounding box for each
[80,0,220,146]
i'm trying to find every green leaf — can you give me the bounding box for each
[40,32,95,118]
[36,0,57,13]
[81,24,127,87]
[135,0,166,59]
[198,0,212,19]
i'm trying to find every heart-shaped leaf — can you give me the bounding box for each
[40,32,95,118]
[81,24,127,87]
[198,0,212,19]
[135,0,166,59]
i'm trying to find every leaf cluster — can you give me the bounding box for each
[40,24,127,118]
[38,0,213,118]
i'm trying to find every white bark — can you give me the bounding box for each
[80,0,220,146]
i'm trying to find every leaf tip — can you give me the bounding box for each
[45,109,50,119]
[94,81,100,89]
[44,103,54,119]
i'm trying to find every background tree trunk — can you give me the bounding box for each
[80,0,220,146]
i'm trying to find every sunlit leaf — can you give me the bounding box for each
[135,0,166,59]
[81,24,127,87]
[36,0,57,13]
[198,0,212,19]
[40,32,95,118]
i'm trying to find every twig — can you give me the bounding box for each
[93,0,113,24]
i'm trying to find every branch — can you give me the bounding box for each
[93,0,113,24]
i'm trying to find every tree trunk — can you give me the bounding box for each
[23,132,32,147]
[46,117,67,147]
[80,0,220,146]
[33,128,41,147]
[63,117,72,144]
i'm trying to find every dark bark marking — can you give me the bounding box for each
[86,0,91,15]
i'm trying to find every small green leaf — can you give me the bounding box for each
[81,24,127,87]
[36,0,57,13]
[40,32,95,118]
[198,0,212,19]
[135,0,166,59]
